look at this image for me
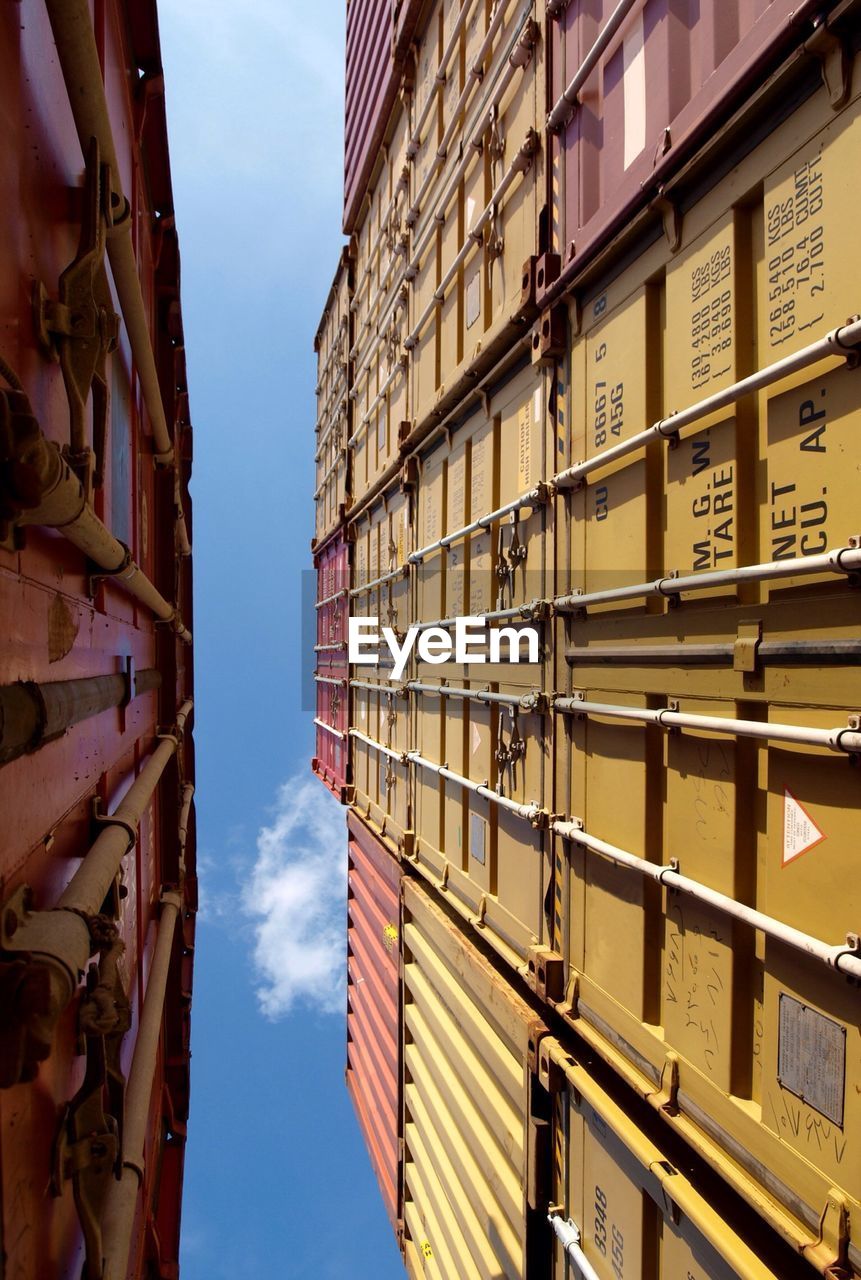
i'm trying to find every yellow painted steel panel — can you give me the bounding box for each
[550,1034,789,1280]
[332,25,861,1280]
[401,879,536,1279]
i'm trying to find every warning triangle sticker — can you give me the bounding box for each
[782,788,826,867]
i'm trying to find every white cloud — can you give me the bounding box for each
[242,775,348,1017]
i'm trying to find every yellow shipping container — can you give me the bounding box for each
[347,0,543,509]
[314,249,353,546]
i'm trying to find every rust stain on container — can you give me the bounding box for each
[48,593,79,662]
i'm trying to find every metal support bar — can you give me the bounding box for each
[44,0,176,467]
[314,448,346,497]
[349,565,409,597]
[177,784,195,877]
[547,1214,601,1280]
[3,399,190,640]
[553,820,861,980]
[410,486,546,562]
[314,587,349,610]
[404,130,539,353]
[554,318,861,489]
[415,601,546,630]
[348,359,407,447]
[553,541,861,610]
[0,668,161,767]
[100,893,181,1280]
[553,696,861,753]
[314,718,346,741]
[59,702,193,920]
[405,749,543,822]
[349,727,405,763]
[409,0,483,158]
[0,702,192,1086]
[547,0,640,133]
[407,681,544,710]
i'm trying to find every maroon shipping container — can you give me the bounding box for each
[312,528,351,801]
[542,0,833,301]
[0,2,195,1277]
[343,0,424,233]
[346,812,401,1232]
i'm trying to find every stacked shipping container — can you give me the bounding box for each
[0,2,196,1276]
[313,2,861,1276]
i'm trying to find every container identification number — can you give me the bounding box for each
[594,1184,624,1277]
[592,324,624,451]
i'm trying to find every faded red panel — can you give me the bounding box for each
[547,0,822,289]
[343,0,424,233]
[312,529,351,800]
[0,0,194,1275]
[346,813,402,1230]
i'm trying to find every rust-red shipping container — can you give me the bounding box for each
[0,2,196,1276]
[541,0,842,302]
[343,0,424,233]
[346,811,402,1231]
[312,528,351,801]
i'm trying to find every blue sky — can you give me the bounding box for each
[158,4,404,1275]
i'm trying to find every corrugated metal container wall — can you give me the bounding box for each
[349,480,413,846]
[315,250,353,548]
[347,0,544,511]
[540,1035,812,1280]
[313,529,351,801]
[344,0,424,234]
[400,876,548,1278]
[346,813,402,1231]
[0,1,196,1277]
[324,2,861,1276]
[541,0,833,302]
[548,42,861,1269]
[343,811,828,1278]
[405,0,542,433]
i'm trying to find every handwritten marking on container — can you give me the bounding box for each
[783,788,825,865]
[778,995,845,1127]
[665,903,725,1074]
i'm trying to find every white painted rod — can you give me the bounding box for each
[410,486,544,562]
[553,544,861,609]
[547,0,640,132]
[553,319,861,489]
[349,727,405,763]
[547,1215,602,1280]
[405,750,542,821]
[314,588,349,610]
[553,821,861,980]
[314,718,346,741]
[349,565,409,597]
[407,682,543,710]
[553,698,861,753]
